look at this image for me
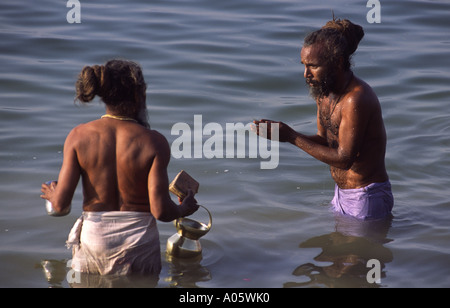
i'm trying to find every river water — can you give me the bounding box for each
[1,0,449,288]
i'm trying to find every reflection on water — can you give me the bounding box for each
[164,255,212,288]
[40,259,69,288]
[40,254,212,288]
[40,259,159,288]
[285,214,393,288]
[70,272,159,288]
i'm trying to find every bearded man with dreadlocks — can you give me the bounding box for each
[254,19,393,220]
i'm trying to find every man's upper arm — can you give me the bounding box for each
[147,132,173,218]
[338,93,370,166]
[55,128,82,209]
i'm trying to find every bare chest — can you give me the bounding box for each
[318,97,341,146]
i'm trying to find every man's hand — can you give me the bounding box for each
[252,119,295,143]
[40,181,57,202]
[179,189,199,217]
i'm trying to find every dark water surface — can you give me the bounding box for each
[1,0,449,287]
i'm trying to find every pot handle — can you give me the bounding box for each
[199,205,212,230]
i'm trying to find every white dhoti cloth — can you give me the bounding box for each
[66,211,161,276]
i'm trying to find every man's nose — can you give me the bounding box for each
[304,67,311,79]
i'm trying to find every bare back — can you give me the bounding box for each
[66,118,161,212]
[41,60,199,220]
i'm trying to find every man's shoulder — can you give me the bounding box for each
[145,128,168,144]
[66,122,91,140]
[70,120,100,134]
[344,76,379,109]
[353,76,378,99]
[65,121,104,144]
[138,128,170,154]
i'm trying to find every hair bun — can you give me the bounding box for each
[322,18,364,55]
[75,65,106,103]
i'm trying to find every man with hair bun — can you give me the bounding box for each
[254,19,393,220]
[41,59,199,276]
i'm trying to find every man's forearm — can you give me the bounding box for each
[287,131,352,169]
[287,130,327,148]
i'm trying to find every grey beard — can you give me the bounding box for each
[306,73,337,101]
[307,80,330,101]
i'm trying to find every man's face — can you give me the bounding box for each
[300,44,337,99]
